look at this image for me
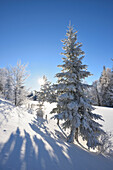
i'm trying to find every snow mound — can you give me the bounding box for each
[0,98,113,170]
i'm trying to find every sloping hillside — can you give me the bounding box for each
[0,98,113,170]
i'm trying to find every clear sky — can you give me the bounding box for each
[0,0,113,90]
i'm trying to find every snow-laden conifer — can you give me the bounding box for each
[38,76,51,103]
[51,24,104,149]
[37,75,56,104]
[85,80,101,106]
[105,69,113,107]
[99,66,112,106]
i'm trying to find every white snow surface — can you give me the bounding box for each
[0,98,113,170]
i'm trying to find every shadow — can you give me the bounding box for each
[31,117,56,138]
[56,125,67,138]
[33,135,59,170]
[0,99,14,126]
[29,121,77,168]
[0,127,23,170]
[0,123,113,170]
[22,130,37,170]
[0,99,13,107]
[29,119,113,170]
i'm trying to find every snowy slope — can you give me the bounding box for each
[0,98,113,170]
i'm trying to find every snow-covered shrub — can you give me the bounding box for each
[98,132,113,156]
[36,103,44,118]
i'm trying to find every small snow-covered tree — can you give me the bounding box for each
[85,80,101,106]
[12,61,29,106]
[0,68,8,97]
[36,76,53,117]
[99,66,112,106]
[5,68,13,101]
[51,24,104,149]
[98,132,113,156]
[37,75,56,103]
[105,69,113,107]
[38,76,52,104]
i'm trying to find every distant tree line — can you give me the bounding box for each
[86,66,113,107]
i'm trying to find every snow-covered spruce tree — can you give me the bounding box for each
[37,76,52,104]
[51,25,104,149]
[37,75,56,104]
[99,66,112,106]
[11,61,29,106]
[105,69,113,107]
[85,80,101,106]
[36,76,51,118]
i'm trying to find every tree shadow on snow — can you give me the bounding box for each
[0,127,23,170]
[29,119,113,170]
[0,124,113,170]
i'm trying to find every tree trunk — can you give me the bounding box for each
[67,127,76,143]
[57,119,59,126]
[75,128,78,142]
[96,87,101,106]
[15,89,17,106]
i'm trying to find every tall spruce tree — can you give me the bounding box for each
[51,25,104,149]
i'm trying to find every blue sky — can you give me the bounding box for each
[0,0,113,90]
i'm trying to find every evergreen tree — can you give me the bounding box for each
[86,80,101,106]
[37,75,55,104]
[105,69,113,107]
[99,66,112,106]
[38,76,51,103]
[51,24,104,149]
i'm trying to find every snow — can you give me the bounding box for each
[0,98,113,170]
[94,106,113,133]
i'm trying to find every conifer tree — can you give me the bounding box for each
[86,80,101,106]
[37,75,56,104]
[51,24,104,149]
[105,69,113,107]
[99,66,112,106]
[38,76,52,103]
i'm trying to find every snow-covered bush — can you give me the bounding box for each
[36,103,44,118]
[98,132,113,156]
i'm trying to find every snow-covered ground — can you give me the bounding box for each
[94,106,113,133]
[0,98,113,170]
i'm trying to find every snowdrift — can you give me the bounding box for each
[0,98,113,170]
